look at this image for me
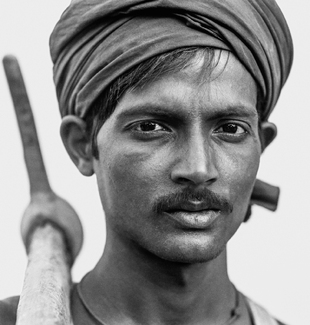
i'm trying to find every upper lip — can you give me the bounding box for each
[165,201,220,213]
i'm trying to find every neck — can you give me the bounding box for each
[80,233,235,325]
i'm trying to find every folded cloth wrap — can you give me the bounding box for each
[50,0,293,120]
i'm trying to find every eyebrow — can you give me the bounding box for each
[117,103,258,121]
[117,104,186,121]
[207,105,259,120]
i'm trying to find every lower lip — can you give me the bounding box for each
[164,210,221,229]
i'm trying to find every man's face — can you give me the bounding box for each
[93,51,261,263]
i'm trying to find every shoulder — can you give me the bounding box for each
[0,296,19,325]
[243,294,288,325]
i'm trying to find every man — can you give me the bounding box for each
[0,0,293,324]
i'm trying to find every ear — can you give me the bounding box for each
[260,121,277,153]
[60,115,94,176]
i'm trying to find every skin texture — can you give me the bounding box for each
[94,51,261,264]
[61,50,276,325]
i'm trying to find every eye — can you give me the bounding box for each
[215,123,247,135]
[134,121,168,132]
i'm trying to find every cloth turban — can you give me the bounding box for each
[50,0,293,121]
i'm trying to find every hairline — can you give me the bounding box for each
[84,47,262,158]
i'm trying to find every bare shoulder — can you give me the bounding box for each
[0,296,19,325]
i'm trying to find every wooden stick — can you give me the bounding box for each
[16,224,73,325]
[3,55,51,195]
[3,55,83,325]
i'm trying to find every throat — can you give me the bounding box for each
[78,245,236,325]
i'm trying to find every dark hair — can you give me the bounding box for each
[85,47,261,159]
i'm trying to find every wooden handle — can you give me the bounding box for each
[16,224,73,325]
[3,55,83,325]
[3,54,51,195]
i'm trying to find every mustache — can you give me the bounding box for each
[153,187,233,214]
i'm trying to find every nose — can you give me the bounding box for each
[171,132,218,186]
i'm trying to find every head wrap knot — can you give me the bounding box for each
[50,0,293,121]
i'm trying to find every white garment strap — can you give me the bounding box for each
[246,297,279,325]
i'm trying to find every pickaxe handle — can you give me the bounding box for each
[3,55,83,325]
[16,224,73,324]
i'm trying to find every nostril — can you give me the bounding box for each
[177,177,192,184]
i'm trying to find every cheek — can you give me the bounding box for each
[216,144,261,201]
[214,144,261,239]
[96,141,168,215]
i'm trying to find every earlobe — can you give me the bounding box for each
[60,115,94,176]
[260,121,277,153]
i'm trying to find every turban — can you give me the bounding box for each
[50,0,293,121]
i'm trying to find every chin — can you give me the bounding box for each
[149,235,227,265]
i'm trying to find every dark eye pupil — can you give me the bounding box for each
[222,124,238,133]
[140,122,156,131]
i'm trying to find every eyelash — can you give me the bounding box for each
[131,121,170,133]
[129,120,250,143]
[214,123,248,135]
[132,121,247,131]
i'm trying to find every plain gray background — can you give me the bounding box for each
[0,1,309,324]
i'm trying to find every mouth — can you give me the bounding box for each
[164,205,222,229]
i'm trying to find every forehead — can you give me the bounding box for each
[111,50,258,121]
